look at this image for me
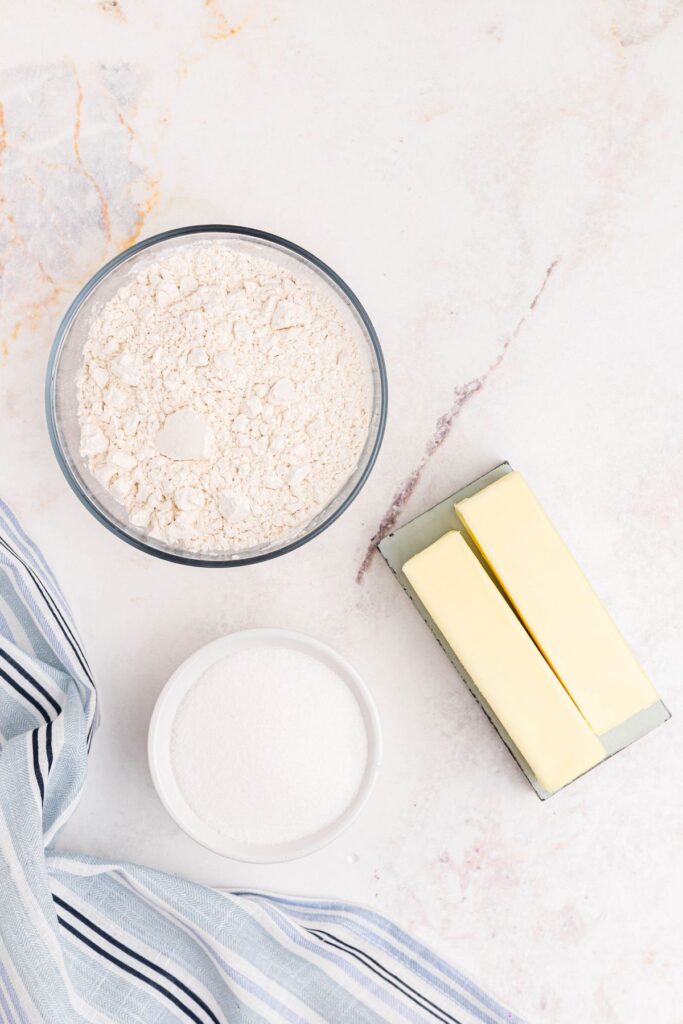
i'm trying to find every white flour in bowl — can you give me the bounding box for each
[77,241,372,553]
[170,646,368,845]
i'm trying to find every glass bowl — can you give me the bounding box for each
[46,225,387,567]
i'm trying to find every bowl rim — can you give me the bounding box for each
[45,224,388,567]
[147,627,383,863]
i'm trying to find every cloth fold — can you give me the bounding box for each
[0,499,524,1024]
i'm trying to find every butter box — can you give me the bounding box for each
[378,463,670,799]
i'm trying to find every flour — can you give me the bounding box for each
[77,241,371,553]
[170,646,368,845]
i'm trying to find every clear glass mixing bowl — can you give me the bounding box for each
[46,225,387,567]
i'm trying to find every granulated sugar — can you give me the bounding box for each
[77,241,372,553]
[170,646,368,845]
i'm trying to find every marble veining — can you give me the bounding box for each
[356,258,559,582]
[0,61,157,367]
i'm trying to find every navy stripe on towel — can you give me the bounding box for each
[0,648,62,715]
[308,929,463,1024]
[0,665,51,725]
[57,917,206,1024]
[0,536,93,686]
[31,730,44,802]
[54,897,220,1024]
[45,720,53,771]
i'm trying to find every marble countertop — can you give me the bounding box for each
[1,3,681,1021]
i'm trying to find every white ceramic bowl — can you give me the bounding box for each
[148,628,382,863]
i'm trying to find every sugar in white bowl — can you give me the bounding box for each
[170,645,369,846]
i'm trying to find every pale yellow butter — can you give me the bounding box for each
[455,472,659,735]
[403,531,605,793]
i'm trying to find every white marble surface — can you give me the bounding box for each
[1,3,682,1021]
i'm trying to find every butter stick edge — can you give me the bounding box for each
[403,531,606,794]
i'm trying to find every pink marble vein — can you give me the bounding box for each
[356,258,559,582]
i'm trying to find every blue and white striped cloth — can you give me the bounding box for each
[0,498,526,1024]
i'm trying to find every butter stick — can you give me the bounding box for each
[403,531,605,793]
[455,472,659,735]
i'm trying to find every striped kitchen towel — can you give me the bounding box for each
[0,498,526,1024]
